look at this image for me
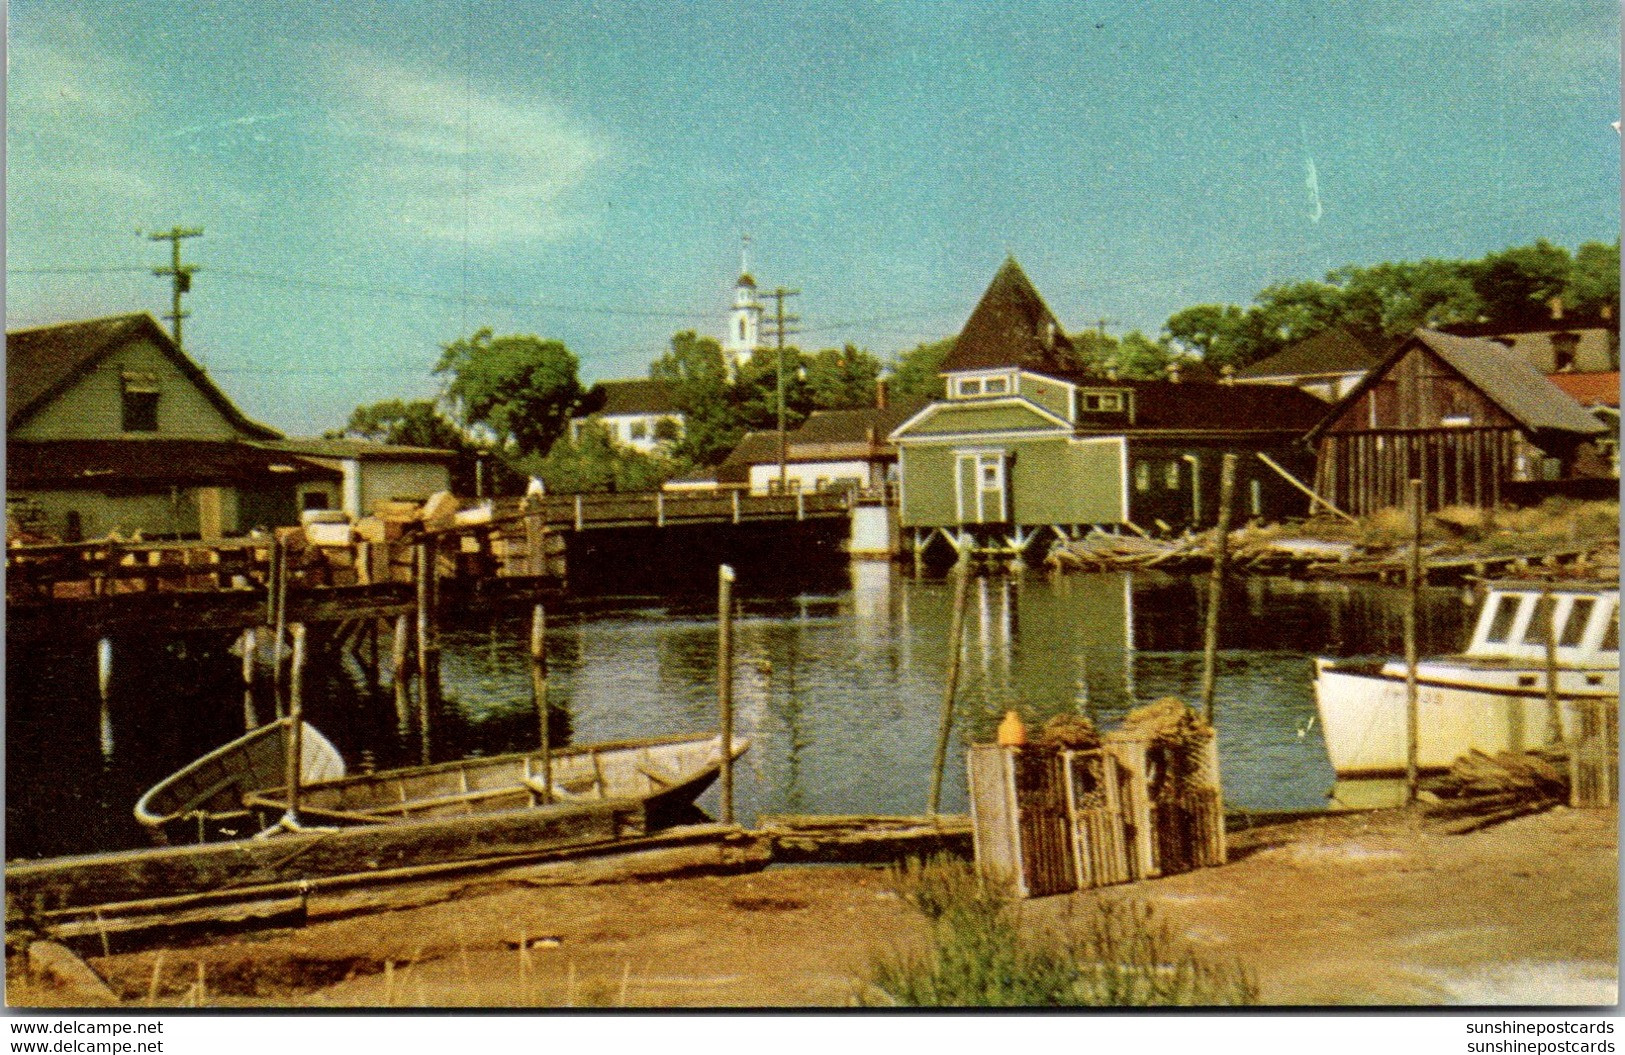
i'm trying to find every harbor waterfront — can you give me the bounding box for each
[5,565,1473,861]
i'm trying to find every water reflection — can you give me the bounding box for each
[6,569,1472,858]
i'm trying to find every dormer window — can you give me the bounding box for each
[957,378,983,397]
[121,372,160,432]
[1082,391,1124,412]
[954,374,1011,398]
[984,377,1008,394]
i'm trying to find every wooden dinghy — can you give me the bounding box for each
[133,718,346,844]
[136,729,748,844]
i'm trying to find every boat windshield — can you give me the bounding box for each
[1484,594,1523,643]
[1605,607,1619,653]
[1561,599,1596,648]
[1520,596,1556,646]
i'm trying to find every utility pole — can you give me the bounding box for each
[760,287,801,492]
[148,226,203,348]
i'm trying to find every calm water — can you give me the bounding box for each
[6,568,1474,859]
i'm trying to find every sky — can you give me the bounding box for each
[6,0,1620,436]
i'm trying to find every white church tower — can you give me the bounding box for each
[722,235,762,375]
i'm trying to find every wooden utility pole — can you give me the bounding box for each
[147,226,203,348]
[761,287,801,492]
[284,624,307,828]
[717,565,737,825]
[928,567,974,815]
[1404,478,1423,805]
[1200,453,1237,724]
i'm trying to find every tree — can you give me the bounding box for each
[888,337,955,407]
[522,421,679,494]
[804,344,882,410]
[1567,240,1620,320]
[435,329,582,457]
[650,331,741,467]
[1468,239,1572,326]
[327,399,466,449]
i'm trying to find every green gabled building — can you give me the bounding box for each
[890,259,1328,564]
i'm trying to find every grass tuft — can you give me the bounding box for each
[862,855,1257,1007]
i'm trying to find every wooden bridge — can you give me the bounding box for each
[3,488,879,646]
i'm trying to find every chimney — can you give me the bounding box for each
[1220,364,1235,386]
[875,374,889,410]
[1166,361,1183,384]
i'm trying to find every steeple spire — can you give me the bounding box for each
[740,232,751,281]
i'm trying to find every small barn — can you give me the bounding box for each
[1307,329,1608,516]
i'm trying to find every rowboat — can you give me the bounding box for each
[135,723,747,844]
[134,719,346,843]
[1313,580,1618,789]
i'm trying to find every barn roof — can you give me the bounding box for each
[6,313,282,439]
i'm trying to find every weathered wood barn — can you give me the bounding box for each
[1306,329,1609,516]
[890,259,1328,558]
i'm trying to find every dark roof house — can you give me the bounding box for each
[938,257,1079,376]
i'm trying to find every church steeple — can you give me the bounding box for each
[723,233,762,374]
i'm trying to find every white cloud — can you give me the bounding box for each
[314,49,608,247]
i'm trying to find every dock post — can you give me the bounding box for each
[524,494,545,577]
[96,636,115,759]
[927,565,973,815]
[717,565,736,825]
[270,538,287,718]
[241,628,259,730]
[1542,585,1563,746]
[1199,453,1237,724]
[1404,478,1422,805]
[284,624,307,828]
[392,612,413,731]
[530,604,552,803]
[415,539,437,764]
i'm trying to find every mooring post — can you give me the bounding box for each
[96,636,115,759]
[284,624,307,828]
[270,537,287,718]
[928,565,974,815]
[524,494,545,578]
[717,564,736,825]
[1200,453,1237,724]
[415,539,436,764]
[241,627,259,730]
[1542,585,1564,746]
[1404,478,1423,805]
[392,612,413,731]
[530,603,552,803]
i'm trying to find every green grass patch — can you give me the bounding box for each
[860,856,1257,1007]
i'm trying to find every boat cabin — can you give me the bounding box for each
[1466,582,1620,669]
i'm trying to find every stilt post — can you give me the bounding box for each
[284,624,307,827]
[392,612,413,730]
[241,628,258,730]
[530,604,552,803]
[415,539,436,764]
[717,565,736,825]
[1199,453,1237,723]
[1404,478,1423,805]
[928,565,973,815]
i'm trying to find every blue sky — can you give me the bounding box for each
[7,0,1619,435]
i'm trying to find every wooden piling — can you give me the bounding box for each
[524,494,545,578]
[1542,585,1563,746]
[717,565,736,825]
[284,624,307,827]
[1199,453,1237,724]
[96,636,115,758]
[391,612,412,730]
[1404,478,1422,805]
[928,566,973,815]
[270,539,287,718]
[240,628,258,730]
[415,540,436,764]
[530,604,552,803]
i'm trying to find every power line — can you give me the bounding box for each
[148,226,203,348]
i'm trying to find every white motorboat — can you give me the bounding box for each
[1314,580,1618,783]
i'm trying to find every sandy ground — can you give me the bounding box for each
[8,806,1617,1009]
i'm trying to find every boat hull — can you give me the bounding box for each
[1313,659,1617,778]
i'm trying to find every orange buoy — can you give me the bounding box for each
[996,710,1028,747]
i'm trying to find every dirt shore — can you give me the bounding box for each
[9,806,1617,1009]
